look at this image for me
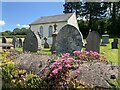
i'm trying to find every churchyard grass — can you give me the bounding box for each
[100,38,119,65]
[14,47,23,52]
[38,48,51,55]
[14,47,51,55]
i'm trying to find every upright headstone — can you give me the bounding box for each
[23,30,41,52]
[56,24,83,54]
[44,37,49,48]
[111,38,118,49]
[86,31,101,53]
[114,38,118,44]
[2,37,7,43]
[19,38,23,47]
[12,37,18,48]
[101,34,109,45]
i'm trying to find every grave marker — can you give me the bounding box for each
[86,31,101,53]
[19,38,23,47]
[101,34,109,45]
[23,30,41,52]
[2,37,7,43]
[56,24,83,54]
[12,37,19,48]
[44,37,49,48]
[111,38,118,49]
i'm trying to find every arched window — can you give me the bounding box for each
[49,25,53,37]
[39,26,43,37]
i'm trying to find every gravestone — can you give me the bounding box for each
[114,38,118,44]
[19,38,23,47]
[101,34,109,45]
[56,24,83,54]
[12,37,19,48]
[111,38,118,49]
[2,37,7,43]
[23,30,41,52]
[86,31,101,53]
[44,37,49,48]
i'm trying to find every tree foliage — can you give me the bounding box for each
[2,28,30,36]
[63,1,120,38]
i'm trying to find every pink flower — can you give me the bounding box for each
[62,55,65,59]
[62,58,67,61]
[51,64,56,69]
[50,74,53,76]
[76,70,80,75]
[53,61,60,65]
[63,53,70,57]
[65,64,71,68]
[21,75,24,78]
[67,58,73,62]
[64,60,71,63]
[85,51,89,55]
[58,66,62,70]
[52,69,58,75]
[90,51,93,53]
[55,60,60,63]
[77,60,81,63]
[73,50,81,55]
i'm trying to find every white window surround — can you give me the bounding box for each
[48,25,53,37]
[40,26,43,36]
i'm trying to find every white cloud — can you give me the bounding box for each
[0,20,5,26]
[17,24,20,27]
[17,24,30,28]
[21,24,30,28]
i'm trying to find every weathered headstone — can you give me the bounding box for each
[2,37,7,49]
[86,31,101,53]
[101,34,109,45]
[111,38,118,49]
[114,38,118,44]
[23,30,41,52]
[56,24,83,54]
[12,37,19,48]
[19,38,23,47]
[2,37,7,43]
[44,37,49,48]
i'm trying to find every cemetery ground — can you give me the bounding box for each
[13,38,119,65]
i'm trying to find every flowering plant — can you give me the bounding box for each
[40,53,80,89]
[73,50,107,62]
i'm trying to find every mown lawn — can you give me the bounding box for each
[14,46,51,55]
[100,39,119,65]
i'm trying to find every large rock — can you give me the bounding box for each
[12,53,50,73]
[70,62,119,88]
[56,24,83,54]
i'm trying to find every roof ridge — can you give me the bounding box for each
[40,13,73,18]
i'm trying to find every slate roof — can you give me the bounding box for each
[30,13,73,25]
